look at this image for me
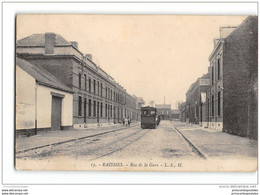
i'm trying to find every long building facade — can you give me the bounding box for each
[185,74,210,125]
[17,33,139,128]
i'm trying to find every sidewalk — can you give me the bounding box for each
[171,121,257,159]
[16,122,140,153]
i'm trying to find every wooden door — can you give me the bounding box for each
[51,96,62,130]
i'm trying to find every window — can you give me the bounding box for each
[212,95,214,117]
[84,74,87,91]
[106,87,107,98]
[101,83,103,96]
[211,66,214,85]
[93,100,96,117]
[217,58,220,80]
[93,79,96,94]
[218,91,221,116]
[114,91,115,101]
[97,81,100,95]
[101,102,103,117]
[79,73,81,89]
[89,78,91,92]
[84,98,87,122]
[111,90,112,100]
[110,105,112,117]
[88,99,91,116]
[78,96,82,116]
[208,98,210,118]
[105,104,107,117]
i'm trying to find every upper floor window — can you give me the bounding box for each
[93,79,96,94]
[97,81,100,95]
[211,66,214,85]
[89,78,91,92]
[79,73,81,89]
[217,58,221,80]
[84,74,87,91]
[101,83,103,96]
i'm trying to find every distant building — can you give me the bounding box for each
[155,104,171,120]
[16,57,74,135]
[185,73,210,125]
[136,97,145,121]
[207,16,257,139]
[16,33,139,128]
[170,109,180,120]
[179,102,187,122]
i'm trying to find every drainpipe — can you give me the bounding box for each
[35,83,38,135]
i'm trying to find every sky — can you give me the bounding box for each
[17,15,247,108]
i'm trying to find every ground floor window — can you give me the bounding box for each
[101,102,103,117]
[88,99,91,117]
[105,104,107,117]
[218,91,221,116]
[78,96,82,116]
[93,100,96,117]
[212,95,214,117]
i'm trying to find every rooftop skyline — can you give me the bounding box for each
[17,15,247,108]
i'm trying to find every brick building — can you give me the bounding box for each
[155,104,171,120]
[17,33,139,128]
[170,109,180,120]
[185,74,210,125]
[179,102,187,122]
[207,16,258,138]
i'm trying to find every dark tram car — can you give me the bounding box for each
[141,106,159,129]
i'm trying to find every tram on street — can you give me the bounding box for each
[141,106,160,129]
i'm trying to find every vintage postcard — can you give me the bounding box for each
[15,15,257,171]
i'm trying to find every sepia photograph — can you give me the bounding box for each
[15,14,258,172]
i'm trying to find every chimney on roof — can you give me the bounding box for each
[45,33,56,54]
[219,26,237,39]
[70,41,78,49]
[85,54,92,60]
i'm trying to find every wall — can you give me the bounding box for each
[37,85,73,128]
[223,16,258,137]
[21,57,74,88]
[16,67,36,130]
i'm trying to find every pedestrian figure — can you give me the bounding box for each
[125,118,128,127]
[122,118,125,126]
[128,118,131,127]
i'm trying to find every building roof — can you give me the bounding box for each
[186,73,210,95]
[17,34,71,47]
[16,57,73,93]
[155,104,171,109]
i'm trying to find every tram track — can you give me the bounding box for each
[90,129,150,160]
[170,123,207,160]
[16,124,140,155]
